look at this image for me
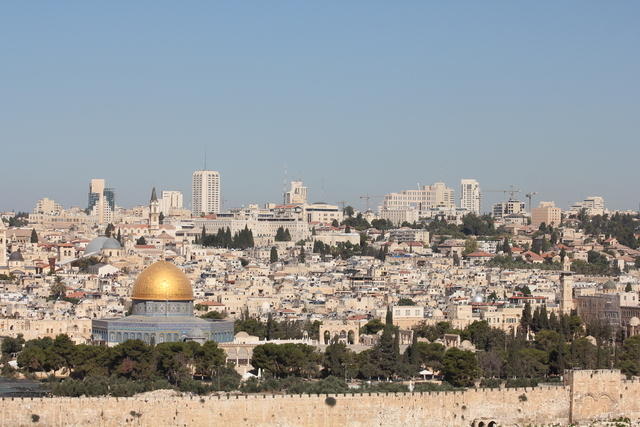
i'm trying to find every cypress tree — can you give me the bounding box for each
[275,227,284,241]
[540,305,550,330]
[215,228,224,247]
[521,302,532,332]
[226,227,232,247]
[532,306,541,332]
[385,306,393,325]
[409,332,419,366]
[30,229,38,244]
[393,327,400,356]
[270,247,278,263]
[266,313,275,341]
[549,312,560,332]
[503,237,512,256]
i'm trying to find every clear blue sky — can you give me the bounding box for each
[1,1,638,212]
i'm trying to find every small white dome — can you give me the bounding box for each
[472,294,484,303]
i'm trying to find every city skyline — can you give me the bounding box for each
[1,2,639,211]
[3,171,629,215]
[1,171,633,215]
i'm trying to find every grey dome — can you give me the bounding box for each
[603,281,617,290]
[8,251,24,262]
[86,236,121,254]
[472,294,484,303]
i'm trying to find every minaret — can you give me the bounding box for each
[560,271,574,315]
[149,187,160,231]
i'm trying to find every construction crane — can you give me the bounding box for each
[359,194,384,212]
[484,185,521,201]
[525,192,538,212]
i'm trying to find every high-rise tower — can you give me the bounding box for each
[284,181,308,205]
[192,170,220,216]
[88,179,115,224]
[460,179,481,215]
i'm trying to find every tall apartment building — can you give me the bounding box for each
[192,170,220,216]
[33,197,62,214]
[531,201,562,228]
[571,196,605,216]
[159,191,184,215]
[88,179,115,224]
[382,182,455,211]
[284,181,307,205]
[379,207,419,226]
[389,228,430,244]
[303,202,343,224]
[492,200,526,218]
[460,179,481,215]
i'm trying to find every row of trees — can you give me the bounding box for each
[4,212,29,227]
[274,227,292,242]
[341,206,396,231]
[340,211,503,238]
[247,309,479,387]
[487,255,562,271]
[3,335,238,396]
[570,250,620,276]
[234,310,321,341]
[198,226,255,249]
[312,240,387,261]
[576,212,639,249]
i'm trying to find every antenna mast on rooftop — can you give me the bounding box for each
[203,147,207,170]
[283,165,288,204]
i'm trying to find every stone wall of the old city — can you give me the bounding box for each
[0,370,637,427]
[0,386,570,427]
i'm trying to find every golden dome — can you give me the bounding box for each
[131,261,193,301]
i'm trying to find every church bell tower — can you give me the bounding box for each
[149,187,160,231]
